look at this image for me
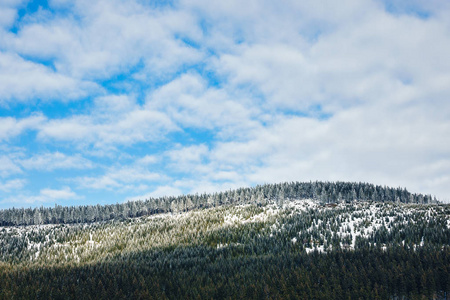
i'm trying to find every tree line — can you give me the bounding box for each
[0,181,438,226]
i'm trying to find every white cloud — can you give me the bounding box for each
[147,73,262,139]
[0,0,204,105]
[149,88,450,200]
[0,179,26,192]
[19,152,94,171]
[0,8,17,29]
[1,0,450,206]
[374,0,450,17]
[4,186,79,204]
[3,0,203,81]
[167,144,209,165]
[94,94,137,113]
[0,156,22,177]
[39,187,77,200]
[76,165,163,191]
[0,0,26,29]
[0,114,45,140]
[210,6,450,113]
[136,155,158,165]
[0,52,98,103]
[142,0,450,201]
[203,100,450,199]
[37,96,178,148]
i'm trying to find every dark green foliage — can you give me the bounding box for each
[0,182,447,299]
[0,246,448,299]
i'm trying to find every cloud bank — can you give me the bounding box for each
[1,0,449,207]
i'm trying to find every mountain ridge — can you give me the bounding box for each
[0,181,439,226]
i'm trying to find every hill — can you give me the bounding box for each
[0,181,438,226]
[0,181,448,299]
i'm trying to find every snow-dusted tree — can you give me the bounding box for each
[33,208,42,225]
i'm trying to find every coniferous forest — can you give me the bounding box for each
[0,181,448,299]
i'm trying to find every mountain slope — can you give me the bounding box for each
[0,182,448,299]
[1,200,449,265]
[0,181,438,226]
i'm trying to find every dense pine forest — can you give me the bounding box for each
[0,181,448,299]
[0,181,438,226]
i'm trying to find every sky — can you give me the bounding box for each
[0,0,450,209]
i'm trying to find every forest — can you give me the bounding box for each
[0,181,438,226]
[0,181,448,299]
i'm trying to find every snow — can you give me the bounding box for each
[305,245,326,254]
[0,199,448,265]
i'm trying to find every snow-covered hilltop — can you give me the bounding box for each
[1,199,448,267]
[0,181,439,227]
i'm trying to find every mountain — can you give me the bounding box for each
[0,181,439,226]
[0,181,448,299]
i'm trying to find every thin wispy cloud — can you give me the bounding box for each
[3,187,80,205]
[1,0,449,208]
[19,152,94,171]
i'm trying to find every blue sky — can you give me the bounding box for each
[1,0,450,208]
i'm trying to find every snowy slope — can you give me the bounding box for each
[1,199,448,267]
